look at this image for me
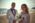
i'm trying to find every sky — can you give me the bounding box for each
[0,0,35,13]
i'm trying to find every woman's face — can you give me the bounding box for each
[21,6,27,11]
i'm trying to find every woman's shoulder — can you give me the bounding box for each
[26,14,30,18]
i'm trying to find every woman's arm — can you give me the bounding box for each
[27,15,30,23]
[28,15,30,23]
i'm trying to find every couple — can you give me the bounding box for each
[7,2,30,23]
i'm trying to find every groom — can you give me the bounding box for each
[7,2,17,23]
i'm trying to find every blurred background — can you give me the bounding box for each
[0,0,35,23]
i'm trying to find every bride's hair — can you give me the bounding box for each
[21,4,28,13]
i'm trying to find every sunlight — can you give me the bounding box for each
[0,0,35,13]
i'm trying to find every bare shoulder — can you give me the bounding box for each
[27,14,30,18]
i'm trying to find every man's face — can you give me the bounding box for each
[11,4,15,9]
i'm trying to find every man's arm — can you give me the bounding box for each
[15,10,19,20]
[7,10,9,19]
